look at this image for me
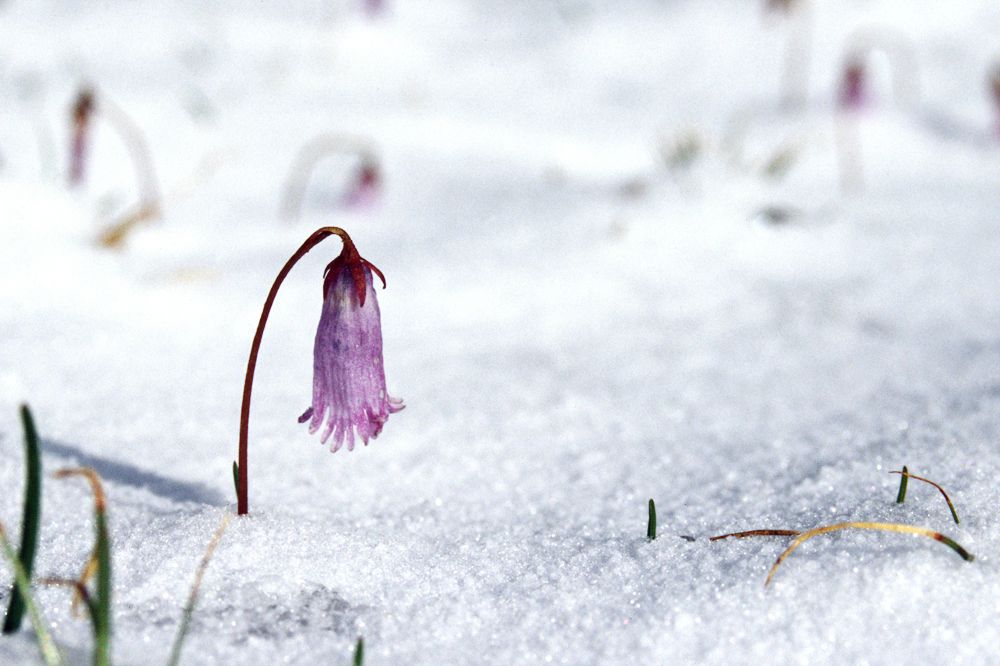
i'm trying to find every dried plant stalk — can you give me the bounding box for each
[38,578,95,621]
[765,521,973,586]
[96,202,160,249]
[889,470,960,524]
[709,529,801,542]
[71,550,98,618]
[166,513,231,666]
[54,468,111,666]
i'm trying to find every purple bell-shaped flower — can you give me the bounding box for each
[236,226,402,515]
[298,236,403,451]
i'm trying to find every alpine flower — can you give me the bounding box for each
[69,88,95,186]
[343,158,381,209]
[235,226,401,515]
[838,59,866,111]
[298,235,403,451]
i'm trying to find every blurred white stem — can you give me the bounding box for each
[98,96,160,208]
[781,1,813,108]
[835,114,863,195]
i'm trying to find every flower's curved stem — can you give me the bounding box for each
[237,226,352,516]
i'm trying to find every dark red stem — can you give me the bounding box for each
[69,89,95,186]
[237,226,352,515]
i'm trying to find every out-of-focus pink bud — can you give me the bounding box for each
[343,159,381,209]
[838,60,867,112]
[69,88,96,186]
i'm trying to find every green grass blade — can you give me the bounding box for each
[0,525,62,665]
[353,637,364,666]
[232,461,239,503]
[3,405,43,634]
[647,499,657,541]
[94,510,112,666]
[896,465,909,503]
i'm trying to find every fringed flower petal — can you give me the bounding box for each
[301,254,402,451]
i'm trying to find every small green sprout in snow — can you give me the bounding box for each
[647,499,657,541]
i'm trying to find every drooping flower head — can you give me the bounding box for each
[69,87,95,186]
[298,234,403,451]
[838,58,867,111]
[362,0,386,19]
[342,156,381,209]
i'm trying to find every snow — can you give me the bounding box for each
[1,0,1000,663]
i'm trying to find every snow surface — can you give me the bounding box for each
[1,0,1000,663]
